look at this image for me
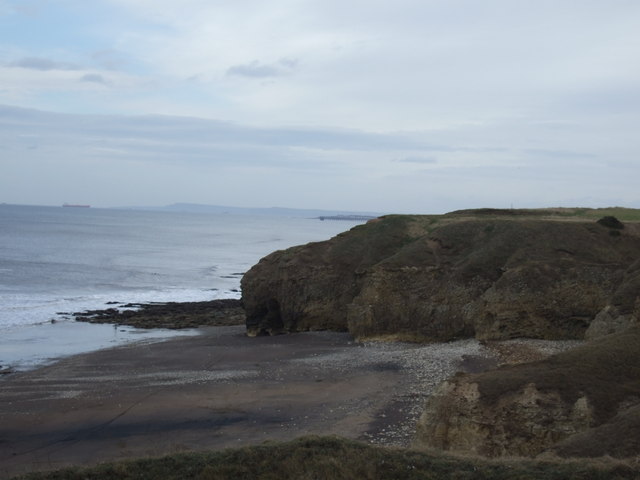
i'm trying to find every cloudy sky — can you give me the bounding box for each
[1,0,639,213]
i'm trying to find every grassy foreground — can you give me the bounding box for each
[12,437,639,480]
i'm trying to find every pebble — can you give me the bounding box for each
[289,336,582,447]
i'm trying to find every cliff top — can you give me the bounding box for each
[445,206,640,221]
[379,207,640,234]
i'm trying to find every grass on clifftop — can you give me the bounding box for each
[12,436,639,480]
[445,207,640,222]
[570,207,640,221]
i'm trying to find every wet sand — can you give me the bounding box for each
[0,321,200,373]
[0,325,580,478]
[0,326,442,477]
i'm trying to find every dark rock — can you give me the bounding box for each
[74,298,245,329]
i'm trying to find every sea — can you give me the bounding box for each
[0,204,362,371]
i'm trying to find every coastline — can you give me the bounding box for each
[0,325,452,477]
[0,299,244,373]
[0,319,581,478]
[0,319,200,374]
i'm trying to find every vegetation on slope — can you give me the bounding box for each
[12,436,639,480]
[473,326,640,425]
[242,207,640,341]
[414,326,640,458]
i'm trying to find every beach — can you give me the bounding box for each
[0,320,201,373]
[0,321,583,479]
[0,325,481,478]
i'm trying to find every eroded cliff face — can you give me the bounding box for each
[413,327,640,458]
[415,379,595,457]
[241,213,640,340]
[585,258,640,339]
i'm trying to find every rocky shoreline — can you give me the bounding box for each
[65,297,585,451]
[73,298,245,329]
[356,337,583,447]
[3,208,639,476]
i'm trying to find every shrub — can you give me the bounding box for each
[597,216,624,229]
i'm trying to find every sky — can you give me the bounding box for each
[1,0,639,214]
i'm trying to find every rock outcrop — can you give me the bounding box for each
[413,326,640,458]
[585,258,640,339]
[74,299,245,328]
[241,211,640,340]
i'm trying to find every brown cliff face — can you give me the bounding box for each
[241,215,416,336]
[413,326,640,458]
[241,212,640,340]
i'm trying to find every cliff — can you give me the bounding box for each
[414,326,640,458]
[241,209,640,341]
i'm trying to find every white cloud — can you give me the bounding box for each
[6,1,640,130]
[1,104,638,212]
[1,1,640,210]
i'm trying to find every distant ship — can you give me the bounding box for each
[62,203,91,208]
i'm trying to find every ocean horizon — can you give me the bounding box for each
[0,204,363,370]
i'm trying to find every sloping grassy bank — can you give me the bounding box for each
[12,437,638,480]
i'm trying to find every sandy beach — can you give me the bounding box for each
[0,324,581,479]
[0,325,469,478]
